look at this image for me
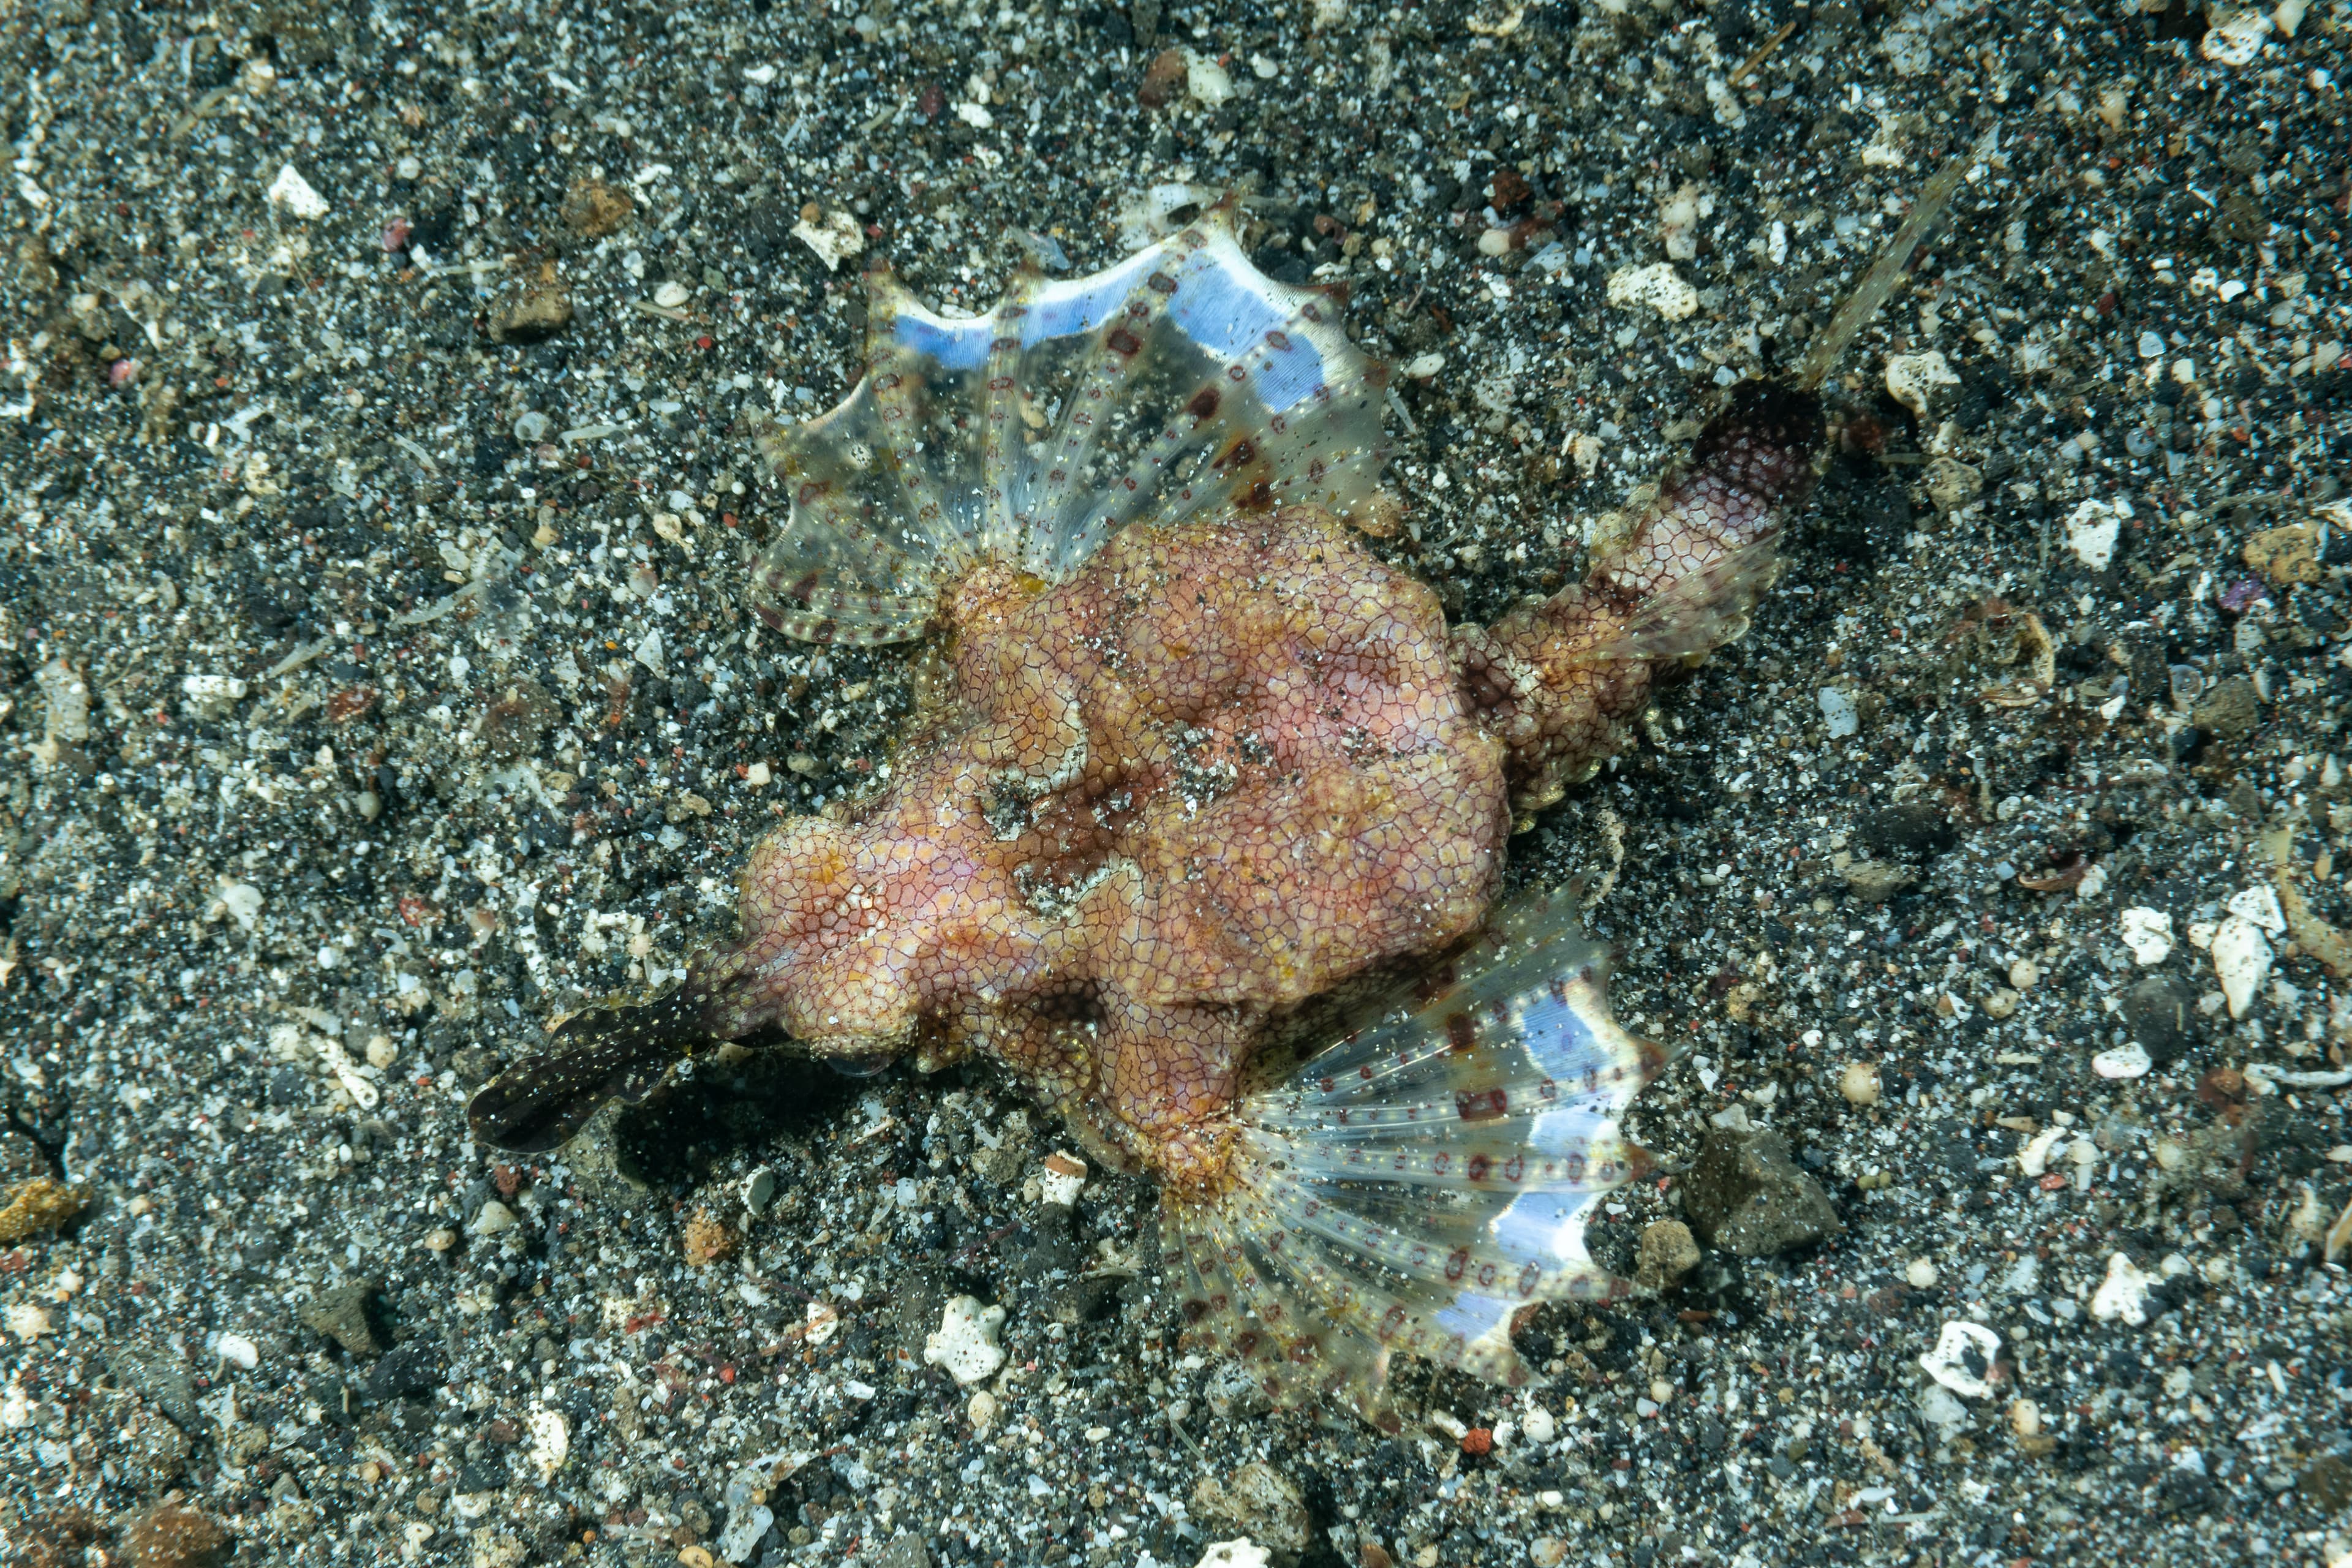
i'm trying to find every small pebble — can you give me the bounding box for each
[1193,1542,1272,1568]
[2092,1252,2154,1325]
[1039,1149,1088,1209]
[1839,1062,1882,1106]
[1906,1257,1939,1289]
[267,164,330,220]
[1919,1320,2003,1399]
[2119,907,2175,967]
[680,1209,736,1265]
[123,1502,230,1568]
[2092,1043,2152,1079]
[1883,350,1958,417]
[654,280,691,309]
[925,1295,1008,1385]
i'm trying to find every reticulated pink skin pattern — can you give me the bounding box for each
[1456,385,1823,812]
[693,505,1510,1174]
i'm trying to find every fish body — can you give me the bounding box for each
[471,202,1829,1427]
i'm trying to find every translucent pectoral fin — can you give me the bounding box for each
[466,987,715,1153]
[1161,883,1660,1430]
[1592,535,1784,663]
[749,202,1393,646]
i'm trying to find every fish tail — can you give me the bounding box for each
[466,984,719,1153]
[1458,379,1824,811]
[1159,883,1664,1431]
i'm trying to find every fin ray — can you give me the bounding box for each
[1163,882,1654,1428]
[752,203,1392,645]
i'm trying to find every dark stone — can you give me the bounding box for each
[2120,976,2195,1063]
[458,1458,507,1494]
[2160,1465,2215,1513]
[266,1066,309,1106]
[2302,1454,2352,1512]
[366,1339,448,1401]
[2191,677,2260,741]
[1858,803,1957,859]
[297,1281,385,1357]
[870,1531,933,1568]
[1679,1128,1844,1257]
[107,1341,200,1431]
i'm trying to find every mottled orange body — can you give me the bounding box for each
[682,379,1807,1186]
[699,507,1507,1179]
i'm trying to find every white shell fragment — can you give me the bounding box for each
[1817,686,1860,738]
[267,164,330,220]
[2199,6,2272,62]
[469,1200,518,1235]
[2018,1126,2067,1178]
[527,1405,570,1481]
[792,208,866,272]
[2119,907,2174,966]
[924,1295,1008,1386]
[1039,1150,1088,1210]
[2211,913,2274,1019]
[317,1034,380,1111]
[803,1300,841,1346]
[2091,1252,2154,1325]
[1184,48,1236,107]
[1195,1542,1274,1568]
[210,881,265,932]
[2062,499,2127,572]
[1883,350,1958,417]
[716,1501,774,1564]
[2092,1042,2151,1080]
[1919,1320,2002,1399]
[1605,262,1700,321]
[2226,885,2286,933]
[181,673,250,704]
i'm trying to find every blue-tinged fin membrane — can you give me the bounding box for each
[1159,882,1664,1432]
[750,200,1389,646]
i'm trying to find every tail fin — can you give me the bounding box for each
[748,200,1390,645]
[1161,883,1664,1431]
[466,986,717,1153]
